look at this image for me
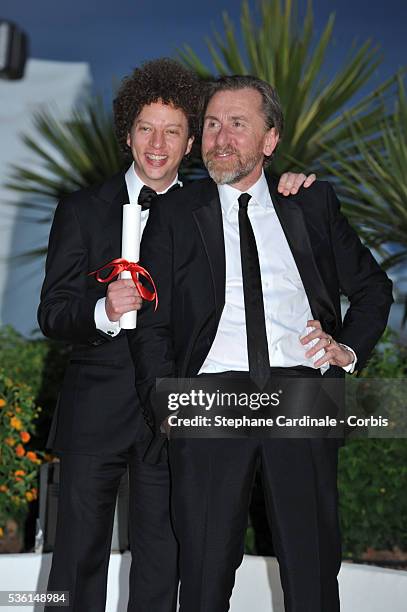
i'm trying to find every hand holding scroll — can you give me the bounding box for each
[105,279,143,322]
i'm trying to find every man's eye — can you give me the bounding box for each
[167,129,179,135]
[233,121,243,128]
[140,126,151,132]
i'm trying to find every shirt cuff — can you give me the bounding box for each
[339,344,357,373]
[94,298,121,337]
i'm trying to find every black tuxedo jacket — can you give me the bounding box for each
[38,172,151,454]
[128,175,393,431]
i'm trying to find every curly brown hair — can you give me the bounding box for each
[113,58,203,163]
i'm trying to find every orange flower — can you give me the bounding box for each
[0,398,6,408]
[0,485,8,493]
[20,432,30,443]
[15,407,22,414]
[30,488,38,500]
[26,451,38,462]
[14,470,26,477]
[15,445,25,458]
[25,492,34,502]
[0,527,4,538]
[10,416,22,431]
[5,437,16,447]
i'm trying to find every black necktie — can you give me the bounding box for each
[138,183,181,210]
[238,193,270,389]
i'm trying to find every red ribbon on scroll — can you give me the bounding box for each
[89,258,158,310]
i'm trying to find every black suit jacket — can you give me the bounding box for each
[128,175,393,433]
[38,172,151,454]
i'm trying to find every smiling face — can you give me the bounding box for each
[201,88,279,191]
[126,100,194,192]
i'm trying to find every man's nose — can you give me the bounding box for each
[214,125,229,148]
[150,130,165,149]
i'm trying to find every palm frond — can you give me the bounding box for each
[7,96,122,219]
[178,0,394,177]
[320,75,407,271]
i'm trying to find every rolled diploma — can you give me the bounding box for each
[119,203,141,329]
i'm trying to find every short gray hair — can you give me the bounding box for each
[202,74,284,165]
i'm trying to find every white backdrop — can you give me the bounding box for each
[0,59,92,337]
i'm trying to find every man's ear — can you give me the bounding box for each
[263,127,279,157]
[126,133,131,148]
[185,136,194,156]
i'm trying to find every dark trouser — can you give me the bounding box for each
[168,369,342,612]
[46,446,178,612]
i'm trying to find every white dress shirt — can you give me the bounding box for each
[200,172,356,374]
[94,163,181,336]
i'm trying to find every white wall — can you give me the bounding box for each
[0,59,92,337]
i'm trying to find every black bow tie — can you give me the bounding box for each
[138,183,181,210]
[138,185,158,210]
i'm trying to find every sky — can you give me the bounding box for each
[1,0,406,103]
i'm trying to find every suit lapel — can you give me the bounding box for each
[92,172,129,261]
[192,180,226,321]
[267,177,338,328]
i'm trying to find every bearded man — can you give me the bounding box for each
[129,75,393,612]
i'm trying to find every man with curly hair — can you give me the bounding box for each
[39,58,314,611]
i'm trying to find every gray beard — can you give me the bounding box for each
[206,165,244,185]
[205,152,262,185]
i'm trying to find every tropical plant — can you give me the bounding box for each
[321,74,407,271]
[6,97,123,259]
[178,0,396,178]
[6,0,404,271]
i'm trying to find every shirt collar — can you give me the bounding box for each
[217,170,273,217]
[125,163,182,204]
